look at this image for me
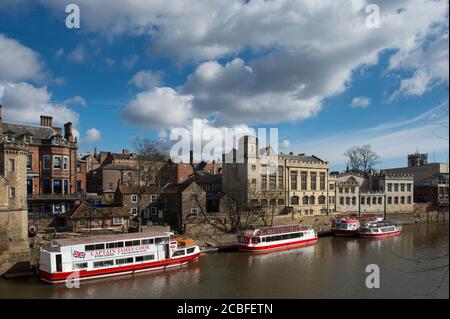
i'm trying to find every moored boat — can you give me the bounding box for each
[357,220,402,238]
[237,224,318,252]
[38,231,201,284]
[331,215,383,236]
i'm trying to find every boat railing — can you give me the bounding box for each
[238,225,312,237]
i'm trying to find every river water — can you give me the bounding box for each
[0,223,448,299]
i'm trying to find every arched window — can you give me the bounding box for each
[278,198,285,206]
[309,196,315,205]
[269,198,277,206]
[400,196,405,204]
[372,197,377,205]
[291,196,299,205]
[367,197,371,205]
[261,199,268,206]
[388,196,392,204]
[378,197,383,205]
[407,196,412,204]
[345,197,350,205]
[318,195,326,205]
[352,197,357,205]
[339,197,344,205]
[394,196,399,204]
[361,197,365,205]
[303,196,309,205]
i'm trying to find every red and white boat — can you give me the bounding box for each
[357,220,402,238]
[237,225,318,252]
[331,215,383,236]
[38,231,201,284]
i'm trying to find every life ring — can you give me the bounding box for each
[28,225,38,237]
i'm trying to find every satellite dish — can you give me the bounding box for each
[28,225,37,237]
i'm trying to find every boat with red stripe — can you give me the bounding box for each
[237,224,318,252]
[331,215,383,236]
[357,220,402,238]
[38,231,200,284]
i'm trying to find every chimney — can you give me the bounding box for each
[64,122,74,142]
[40,115,53,127]
[189,150,194,164]
[122,149,129,155]
[54,127,62,136]
[212,160,216,174]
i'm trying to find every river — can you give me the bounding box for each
[0,223,448,299]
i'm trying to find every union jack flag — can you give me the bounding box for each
[73,251,86,259]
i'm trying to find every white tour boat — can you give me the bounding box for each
[331,215,383,236]
[357,220,402,238]
[237,224,318,252]
[38,231,201,284]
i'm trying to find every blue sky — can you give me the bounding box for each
[0,0,448,171]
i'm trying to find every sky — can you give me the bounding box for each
[0,0,448,171]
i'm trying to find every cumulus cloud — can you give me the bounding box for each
[128,70,164,89]
[351,97,371,108]
[122,87,193,130]
[0,82,79,126]
[0,33,44,82]
[85,128,102,144]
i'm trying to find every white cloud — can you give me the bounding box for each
[351,97,371,108]
[123,55,140,70]
[281,140,290,148]
[122,87,193,130]
[0,82,79,126]
[0,33,44,82]
[128,70,164,89]
[67,44,86,64]
[85,128,102,144]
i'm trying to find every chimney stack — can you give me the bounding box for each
[40,115,53,127]
[64,122,74,142]
[122,149,129,155]
[189,150,194,165]
[54,127,62,136]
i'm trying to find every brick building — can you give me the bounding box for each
[0,107,80,219]
[114,184,160,221]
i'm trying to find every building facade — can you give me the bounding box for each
[222,136,333,216]
[0,109,80,219]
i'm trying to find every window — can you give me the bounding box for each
[27,179,33,194]
[93,260,114,268]
[116,257,133,265]
[79,219,86,226]
[106,242,124,249]
[378,197,383,205]
[269,174,276,190]
[141,238,154,245]
[95,243,105,250]
[27,155,32,170]
[311,172,317,190]
[400,196,405,204]
[63,156,69,170]
[300,172,307,190]
[251,165,257,171]
[352,197,356,205]
[340,197,344,205]
[131,208,138,215]
[63,180,69,194]
[400,183,405,192]
[407,196,412,204]
[151,194,157,203]
[290,171,298,190]
[290,196,299,205]
[9,187,16,198]
[172,250,186,257]
[191,194,199,202]
[9,159,15,172]
[339,187,343,193]
[108,183,114,191]
[319,173,326,190]
[112,217,123,225]
[309,196,315,205]
[135,255,155,262]
[319,196,326,205]
[372,197,376,205]
[329,184,335,190]
[85,245,95,251]
[187,247,195,254]
[278,166,284,190]
[345,197,350,205]
[73,263,88,270]
[43,155,51,170]
[303,196,309,205]
[361,197,365,205]
[407,184,412,192]
[151,207,157,215]
[43,179,51,194]
[189,208,199,218]
[394,196,399,204]
[53,156,62,169]
[278,199,285,206]
[53,180,62,194]
[394,184,399,192]
[388,197,392,204]
[260,175,267,190]
[131,195,138,203]
[387,183,392,192]
[269,198,277,206]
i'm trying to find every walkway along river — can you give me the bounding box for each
[0,223,448,299]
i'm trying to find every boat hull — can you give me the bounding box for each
[357,230,401,238]
[39,252,201,284]
[331,229,359,236]
[238,237,318,252]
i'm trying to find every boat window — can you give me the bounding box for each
[85,244,95,251]
[94,244,105,250]
[55,254,62,272]
[116,257,133,265]
[73,262,88,270]
[125,241,133,247]
[155,237,162,244]
[186,247,195,254]
[282,234,289,240]
[372,228,379,232]
[107,242,124,249]
[93,260,114,268]
[172,250,186,257]
[132,240,140,246]
[141,238,154,245]
[143,255,155,261]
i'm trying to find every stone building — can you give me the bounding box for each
[114,184,160,221]
[0,111,30,274]
[222,136,333,216]
[381,153,448,207]
[334,172,414,214]
[0,107,79,219]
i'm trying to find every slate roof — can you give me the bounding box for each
[64,201,132,219]
[2,122,55,142]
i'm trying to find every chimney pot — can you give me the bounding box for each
[40,115,53,127]
[64,122,74,142]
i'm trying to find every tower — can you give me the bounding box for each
[0,105,30,275]
[407,152,428,167]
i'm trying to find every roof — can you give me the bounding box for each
[2,122,55,141]
[118,184,160,194]
[52,231,173,247]
[94,163,138,171]
[279,153,327,163]
[161,178,200,193]
[64,201,132,219]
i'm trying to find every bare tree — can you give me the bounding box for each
[133,137,167,231]
[344,144,380,175]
